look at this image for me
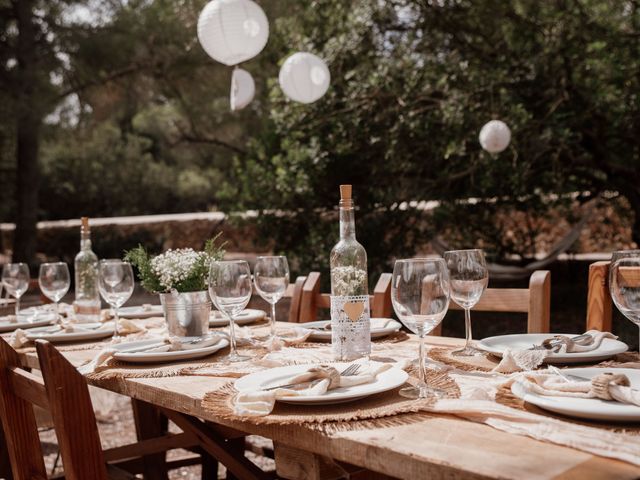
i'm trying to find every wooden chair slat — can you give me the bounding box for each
[287,276,307,323]
[103,432,197,463]
[36,340,110,480]
[8,368,49,410]
[587,261,612,332]
[373,273,393,318]
[299,272,321,323]
[528,270,551,333]
[0,338,48,480]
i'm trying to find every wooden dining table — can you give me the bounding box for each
[16,324,640,480]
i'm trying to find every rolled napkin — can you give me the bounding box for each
[514,370,640,406]
[234,361,395,416]
[493,330,617,373]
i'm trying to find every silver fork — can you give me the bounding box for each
[264,363,361,391]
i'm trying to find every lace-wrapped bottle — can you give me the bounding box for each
[330,185,371,360]
[73,217,100,322]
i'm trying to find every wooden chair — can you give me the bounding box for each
[586,261,612,332]
[430,270,551,336]
[290,272,393,323]
[0,337,202,480]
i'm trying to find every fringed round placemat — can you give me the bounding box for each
[495,379,640,435]
[201,370,460,426]
[429,347,499,372]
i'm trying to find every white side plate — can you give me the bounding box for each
[0,313,56,333]
[511,367,640,422]
[235,362,409,405]
[118,305,164,319]
[26,322,115,343]
[112,337,229,363]
[478,333,628,364]
[303,319,402,342]
[210,309,266,328]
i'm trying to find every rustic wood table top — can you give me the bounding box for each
[17,323,640,480]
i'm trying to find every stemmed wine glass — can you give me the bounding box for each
[38,262,70,323]
[391,258,450,399]
[209,260,253,362]
[2,263,30,317]
[444,249,488,356]
[254,256,290,339]
[609,250,640,351]
[98,260,134,338]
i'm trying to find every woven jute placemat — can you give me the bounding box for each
[201,368,460,426]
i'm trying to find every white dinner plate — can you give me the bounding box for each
[118,304,164,319]
[235,362,409,405]
[0,312,57,333]
[511,367,640,422]
[25,322,115,343]
[111,337,229,363]
[478,333,628,364]
[303,319,402,342]
[209,309,266,328]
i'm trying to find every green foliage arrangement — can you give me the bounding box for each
[124,234,225,294]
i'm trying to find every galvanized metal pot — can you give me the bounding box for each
[159,290,211,338]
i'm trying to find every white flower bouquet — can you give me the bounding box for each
[124,235,225,293]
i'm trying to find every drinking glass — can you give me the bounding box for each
[391,258,450,398]
[209,260,252,362]
[2,263,30,316]
[38,262,70,323]
[254,256,290,339]
[444,249,488,356]
[609,250,640,351]
[98,260,134,338]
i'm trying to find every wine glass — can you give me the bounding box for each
[609,250,640,351]
[2,263,30,317]
[38,262,70,323]
[254,255,290,339]
[391,258,450,398]
[444,249,488,356]
[209,260,252,362]
[98,260,134,338]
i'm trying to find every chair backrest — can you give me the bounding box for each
[290,272,393,323]
[427,270,551,336]
[586,260,616,332]
[285,275,307,323]
[0,337,109,480]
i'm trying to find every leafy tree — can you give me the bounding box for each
[223,0,640,279]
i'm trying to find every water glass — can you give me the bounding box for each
[98,260,134,338]
[254,255,290,339]
[609,250,640,351]
[392,258,450,398]
[2,263,30,316]
[444,249,488,356]
[209,260,252,362]
[38,262,70,323]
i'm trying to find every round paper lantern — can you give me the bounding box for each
[197,0,269,66]
[278,52,330,104]
[230,68,255,111]
[479,120,511,154]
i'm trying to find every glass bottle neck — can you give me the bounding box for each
[339,207,356,240]
[80,234,92,251]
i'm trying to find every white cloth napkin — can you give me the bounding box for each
[513,370,640,406]
[493,330,617,373]
[234,361,399,416]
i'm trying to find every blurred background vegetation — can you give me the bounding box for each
[0,0,638,278]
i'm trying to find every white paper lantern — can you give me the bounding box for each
[479,120,511,154]
[197,0,269,66]
[230,68,255,111]
[278,52,330,104]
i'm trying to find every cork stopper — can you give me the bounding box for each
[339,185,353,208]
[81,217,90,234]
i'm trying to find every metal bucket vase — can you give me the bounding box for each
[159,290,211,338]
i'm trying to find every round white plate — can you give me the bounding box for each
[235,362,409,405]
[0,312,56,333]
[210,309,266,328]
[511,367,640,422]
[478,333,628,364]
[303,319,402,342]
[112,337,229,363]
[26,322,115,343]
[118,305,164,319]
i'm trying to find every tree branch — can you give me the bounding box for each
[178,134,246,156]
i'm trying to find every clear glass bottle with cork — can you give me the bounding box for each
[73,217,100,322]
[329,184,371,360]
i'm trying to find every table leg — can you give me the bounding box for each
[131,399,169,480]
[0,423,13,480]
[273,443,348,480]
